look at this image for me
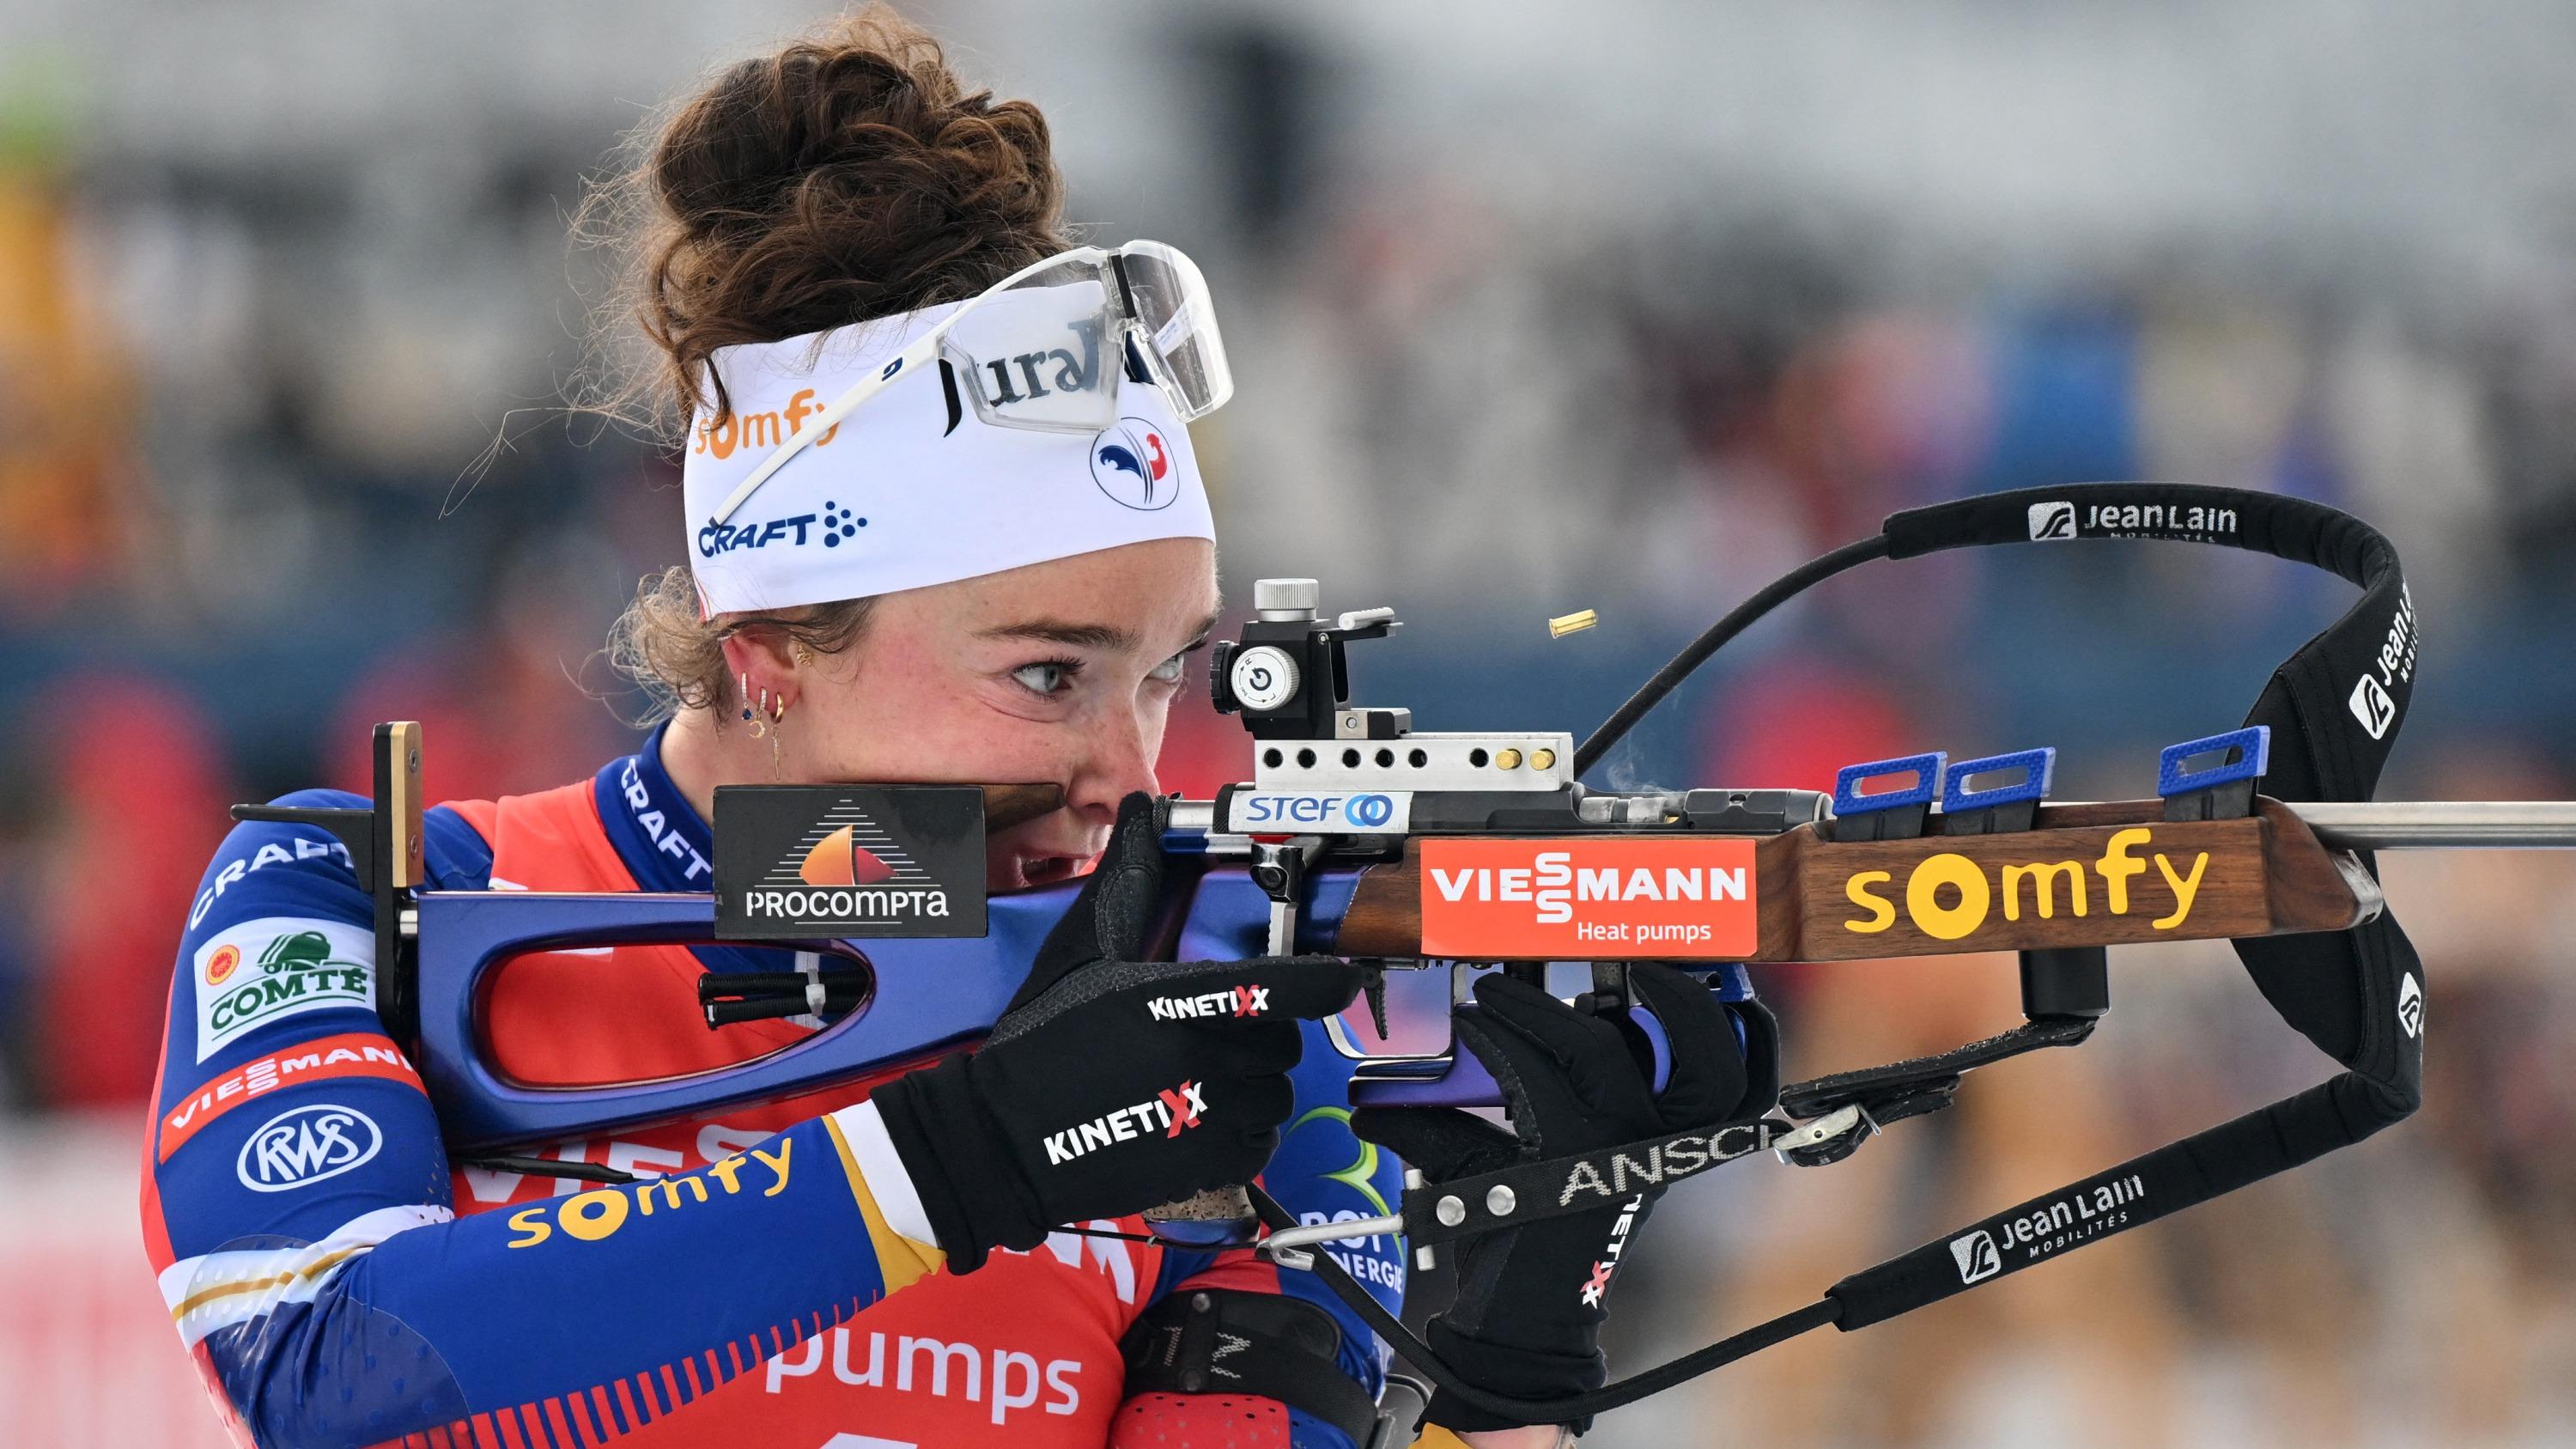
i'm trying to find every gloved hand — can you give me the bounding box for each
[1352,964,1769,1435]
[872,792,1364,1272]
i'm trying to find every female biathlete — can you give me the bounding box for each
[141,11,1751,1447]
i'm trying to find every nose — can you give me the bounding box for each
[1062,699,1163,831]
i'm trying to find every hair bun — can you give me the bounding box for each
[620,5,1069,428]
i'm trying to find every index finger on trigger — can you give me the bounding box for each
[1623,962,1744,1122]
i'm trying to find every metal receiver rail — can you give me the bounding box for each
[1165,796,2576,849]
[2281,800,2576,849]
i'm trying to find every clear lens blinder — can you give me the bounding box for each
[945,242,1230,435]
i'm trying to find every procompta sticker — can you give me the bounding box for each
[1418,838,1759,959]
[714,786,988,940]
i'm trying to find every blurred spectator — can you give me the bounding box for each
[21,673,228,1107]
[0,62,139,611]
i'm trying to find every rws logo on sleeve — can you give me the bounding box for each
[191,917,375,1062]
[236,1103,382,1192]
[714,785,988,939]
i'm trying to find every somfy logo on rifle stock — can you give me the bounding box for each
[714,786,987,939]
[1836,825,2222,944]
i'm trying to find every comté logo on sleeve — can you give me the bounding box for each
[191,918,375,1062]
[1419,839,1759,959]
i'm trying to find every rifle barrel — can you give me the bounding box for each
[1166,796,2576,849]
[2283,801,2576,849]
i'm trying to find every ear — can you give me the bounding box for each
[719,626,803,715]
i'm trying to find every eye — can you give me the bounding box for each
[1148,652,1187,684]
[1011,659,1081,697]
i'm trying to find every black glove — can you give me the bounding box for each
[874,793,1364,1272]
[1352,964,1768,1435]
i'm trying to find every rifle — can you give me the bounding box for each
[240,483,2576,1422]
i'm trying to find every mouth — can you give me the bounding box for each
[1010,853,1085,890]
[990,809,1109,891]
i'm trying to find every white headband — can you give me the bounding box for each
[678,293,1214,617]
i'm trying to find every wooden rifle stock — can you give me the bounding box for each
[1335,796,2371,962]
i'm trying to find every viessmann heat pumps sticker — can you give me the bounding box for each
[1418,838,1759,959]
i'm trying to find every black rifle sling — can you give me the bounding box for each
[1295,484,2426,1424]
[1829,484,2423,1325]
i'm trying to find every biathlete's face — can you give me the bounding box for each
[787,537,1219,891]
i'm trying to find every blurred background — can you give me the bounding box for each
[3,0,2573,1443]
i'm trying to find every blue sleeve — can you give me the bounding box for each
[1267,1016,1410,1440]
[146,793,917,1449]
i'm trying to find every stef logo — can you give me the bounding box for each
[1345,794,1397,828]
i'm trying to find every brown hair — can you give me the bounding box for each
[589,5,1072,721]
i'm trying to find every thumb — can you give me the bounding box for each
[1623,963,1747,1128]
[1015,793,1164,1009]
